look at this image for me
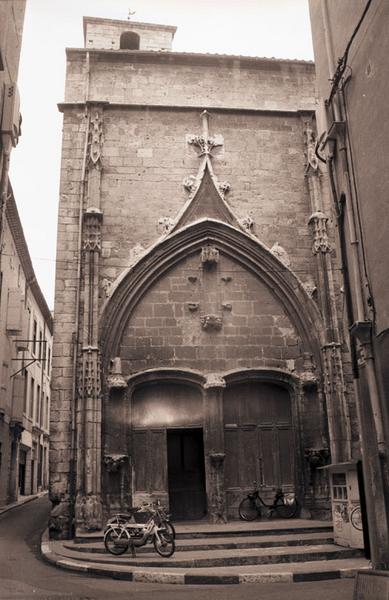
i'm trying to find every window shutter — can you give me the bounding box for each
[6,289,23,334]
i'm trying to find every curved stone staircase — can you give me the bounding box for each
[41,519,370,585]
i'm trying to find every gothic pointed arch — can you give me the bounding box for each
[100,218,325,375]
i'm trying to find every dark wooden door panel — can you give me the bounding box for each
[223,382,295,494]
[167,428,206,520]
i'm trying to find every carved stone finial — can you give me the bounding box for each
[188,134,223,156]
[200,314,223,331]
[187,111,223,157]
[308,211,331,254]
[201,245,219,265]
[107,357,127,389]
[303,275,317,298]
[87,110,104,167]
[270,242,291,267]
[157,216,175,235]
[83,208,103,252]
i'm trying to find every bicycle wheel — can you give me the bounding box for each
[161,520,176,540]
[273,497,298,518]
[239,497,260,521]
[153,530,175,557]
[104,526,130,555]
[350,506,363,531]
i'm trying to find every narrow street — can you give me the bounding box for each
[0,496,354,600]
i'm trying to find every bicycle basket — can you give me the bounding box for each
[133,510,152,524]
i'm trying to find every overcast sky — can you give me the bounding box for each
[9,0,314,309]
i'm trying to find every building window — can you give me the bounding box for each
[32,319,37,355]
[23,370,28,414]
[36,384,41,423]
[45,396,49,430]
[120,31,140,50]
[29,376,35,419]
[47,346,51,375]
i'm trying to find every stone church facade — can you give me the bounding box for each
[50,16,360,537]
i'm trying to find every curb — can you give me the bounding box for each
[40,530,370,585]
[0,492,46,516]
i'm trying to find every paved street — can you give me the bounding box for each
[0,496,354,600]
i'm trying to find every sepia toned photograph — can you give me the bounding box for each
[0,1,388,598]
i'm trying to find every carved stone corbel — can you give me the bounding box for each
[201,245,219,265]
[204,373,226,389]
[201,314,223,331]
[107,357,127,389]
[104,454,128,472]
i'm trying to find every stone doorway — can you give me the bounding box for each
[167,428,207,521]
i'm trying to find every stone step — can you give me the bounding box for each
[75,519,333,543]
[43,530,370,585]
[65,531,334,554]
[58,542,364,569]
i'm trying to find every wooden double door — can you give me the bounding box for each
[131,380,295,519]
[223,382,295,496]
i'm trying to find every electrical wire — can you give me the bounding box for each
[328,0,373,105]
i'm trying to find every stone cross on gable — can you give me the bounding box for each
[188,110,224,157]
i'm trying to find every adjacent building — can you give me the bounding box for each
[50,15,361,538]
[0,0,53,506]
[0,187,53,504]
[309,0,389,572]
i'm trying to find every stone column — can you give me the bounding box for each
[74,104,105,531]
[203,374,227,523]
[303,119,352,463]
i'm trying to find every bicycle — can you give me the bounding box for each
[104,502,175,557]
[239,482,298,520]
[105,501,176,539]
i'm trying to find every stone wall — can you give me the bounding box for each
[120,252,302,375]
[65,51,315,111]
[84,17,175,51]
[96,108,316,294]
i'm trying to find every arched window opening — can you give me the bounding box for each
[120,31,140,50]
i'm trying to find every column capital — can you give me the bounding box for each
[204,373,226,389]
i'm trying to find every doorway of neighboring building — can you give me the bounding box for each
[18,450,26,495]
[167,428,207,520]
